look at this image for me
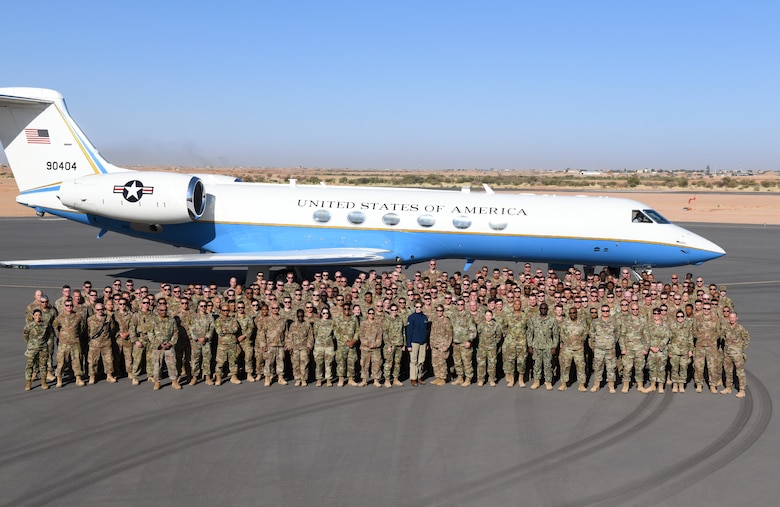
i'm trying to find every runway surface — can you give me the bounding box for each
[0,218,777,506]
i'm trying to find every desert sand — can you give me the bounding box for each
[0,176,778,224]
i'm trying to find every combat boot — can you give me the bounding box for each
[590,382,600,392]
[646,383,656,393]
[107,374,117,383]
[326,379,333,387]
[384,380,391,388]
[75,377,85,387]
[316,380,323,387]
[206,375,214,386]
[358,380,367,387]
[559,382,568,391]
[621,383,629,393]
[393,379,403,387]
[657,382,664,394]
[56,376,63,388]
[530,380,540,390]
[506,378,515,388]
[132,377,140,386]
[348,377,358,386]
[215,373,223,386]
[246,373,256,383]
[545,382,553,391]
[578,383,587,392]
[278,377,288,385]
[678,383,685,393]
[264,377,271,387]
[477,380,484,386]
[374,380,382,388]
[41,379,49,390]
[672,383,678,393]
[337,377,345,387]
[736,389,745,398]
[608,381,616,394]
[720,386,732,394]
[518,379,527,388]
[709,385,718,394]
[452,376,463,386]
[25,380,31,391]
[88,375,96,385]
[153,381,161,390]
[301,380,308,387]
[189,376,198,386]
[489,380,497,387]
[461,377,471,387]
[230,375,242,385]
[47,372,56,382]
[172,379,182,390]
[695,384,703,393]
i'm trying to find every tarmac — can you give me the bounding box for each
[0,217,777,506]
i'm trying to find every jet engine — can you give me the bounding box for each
[58,172,206,223]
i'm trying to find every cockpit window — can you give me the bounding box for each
[643,209,670,224]
[631,210,653,223]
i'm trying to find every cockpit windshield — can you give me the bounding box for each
[632,209,671,224]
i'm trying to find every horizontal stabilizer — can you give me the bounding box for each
[1,248,393,270]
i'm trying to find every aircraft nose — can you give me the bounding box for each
[680,230,725,263]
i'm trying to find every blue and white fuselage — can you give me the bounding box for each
[0,87,724,270]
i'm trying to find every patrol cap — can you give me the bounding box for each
[720,285,727,291]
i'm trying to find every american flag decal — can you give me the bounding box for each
[25,128,50,144]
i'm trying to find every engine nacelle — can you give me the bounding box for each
[58,172,206,224]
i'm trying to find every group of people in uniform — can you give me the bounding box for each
[21,260,750,398]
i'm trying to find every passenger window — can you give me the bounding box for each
[453,215,472,229]
[313,210,331,223]
[347,211,366,224]
[382,213,400,226]
[417,214,435,227]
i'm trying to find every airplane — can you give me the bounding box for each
[0,87,725,273]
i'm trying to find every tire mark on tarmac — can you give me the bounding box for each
[3,388,405,507]
[567,370,772,507]
[421,393,673,506]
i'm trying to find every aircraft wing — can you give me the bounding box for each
[0,248,394,269]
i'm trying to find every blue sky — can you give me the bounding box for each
[3,1,779,170]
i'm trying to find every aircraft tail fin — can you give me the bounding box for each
[0,87,125,193]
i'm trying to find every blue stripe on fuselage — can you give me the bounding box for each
[33,208,721,267]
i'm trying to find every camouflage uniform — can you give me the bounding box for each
[382,313,406,384]
[359,318,383,383]
[645,319,670,384]
[149,312,179,383]
[263,314,287,381]
[475,317,502,384]
[313,319,336,382]
[23,319,49,383]
[113,309,135,377]
[86,313,117,380]
[693,312,723,390]
[668,318,694,385]
[429,313,453,383]
[52,311,85,381]
[334,312,360,382]
[131,309,155,381]
[528,314,559,385]
[189,312,215,381]
[722,320,749,392]
[619,315,648,388]
[589,316,620,388]
[214,314,242,379]
[450,310,476,383]
[559,316,588,387]
[287,319,314,383]
[502,311,529,385]
[236,311,256,379]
